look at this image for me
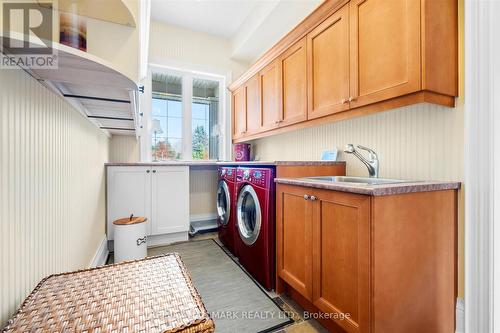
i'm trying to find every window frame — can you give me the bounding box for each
[146,64,227,161]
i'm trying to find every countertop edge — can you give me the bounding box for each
[105,161,347,167]
[274,178,462,196]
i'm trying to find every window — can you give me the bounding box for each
[192,78,219,160]
[150,69,223,161]
[152,73,183,160]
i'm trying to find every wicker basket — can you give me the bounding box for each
[2,254,215,333]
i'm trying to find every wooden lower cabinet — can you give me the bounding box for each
[276,184,458,333]
[312,190,370,333]
[277,186,313,299]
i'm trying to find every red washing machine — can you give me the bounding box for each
[217,167,237,255]
[234,167,276,290]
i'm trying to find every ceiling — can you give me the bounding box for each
[150,0,257,39]
[150,0,322,62]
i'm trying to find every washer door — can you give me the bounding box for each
[217,181,231,225]
[237,185,262,245]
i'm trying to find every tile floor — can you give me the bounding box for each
[180,232,329,333]
[108,231,328,333]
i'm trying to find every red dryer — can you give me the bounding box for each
[216,167,237,255]
[234,167,276,290]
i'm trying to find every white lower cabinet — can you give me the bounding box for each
[151,167,189,235]
[107,166,190,245]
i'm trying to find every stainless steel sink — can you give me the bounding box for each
[301,176,409,186]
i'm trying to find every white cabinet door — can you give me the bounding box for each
[151,166,190,235]
[107,166,152,240]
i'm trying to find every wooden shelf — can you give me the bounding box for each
[3,32,141,137]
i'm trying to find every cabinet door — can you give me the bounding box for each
[280,38,307,126]
[311,190,370,333]
[107,167,152,240]
[276,185,313,301]
[151,166,189,235]
[259,60,282,131]
[349,0,421,108]
[307,4,350,119]
[233,86,246,139]
[246,74,261,135]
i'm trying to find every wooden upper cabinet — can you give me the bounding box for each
[311,189,370,333]
[307,4,350,119]
[277,185,313,301]
[245,74,261,135]
[232,86,246,138]
[259,60,282,131]
[229,0,457,142]
[349,0,421,108]
[279,38,307,126]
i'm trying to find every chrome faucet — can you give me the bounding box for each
[344,144,379,178]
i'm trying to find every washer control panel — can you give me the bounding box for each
[236,168,274,187]
[219,167,236,181]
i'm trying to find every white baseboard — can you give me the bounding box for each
[90,235,109,268]
[190,213,217,223]
[108,232,190,252]
[456,298,464,333]
[148,232,189,247]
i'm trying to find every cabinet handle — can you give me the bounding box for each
[146,170,150,173]
[153,170,157,173]
[303,194,310,200]
[310,196,318,201]
[341,98,347,104]
[348,96,356,102]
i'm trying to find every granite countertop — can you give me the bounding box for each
[274,177,461,196]
[105,161,219,167]
[105,160,346,167]
[216,161,345,166]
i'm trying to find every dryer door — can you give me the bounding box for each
[217,180,231,225]
[236,185,262,245]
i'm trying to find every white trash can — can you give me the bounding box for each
[113,215,147,263]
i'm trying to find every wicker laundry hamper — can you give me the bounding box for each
[2,254,214,333]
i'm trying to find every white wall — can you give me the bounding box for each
[0,68,109,325]
[252,102,463,179]
[149,20,250,81]
[230,0,322,62]
[109,135,140,163]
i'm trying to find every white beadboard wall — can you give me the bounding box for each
[253,102,464,181]
[0,68,109,325]
[190,169,218,218]
[109,135,140,163]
